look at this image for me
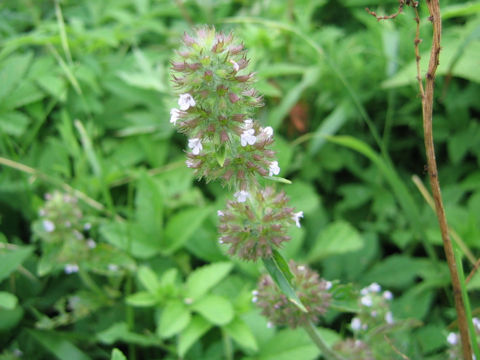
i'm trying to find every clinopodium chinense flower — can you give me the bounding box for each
[218,187,301,261]
[170,27,276,189]
[253,260,331,328]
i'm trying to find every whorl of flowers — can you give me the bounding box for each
[252,261,332,328]
[170,27,275,189]
[33,191,93,274]
[333,339,374,360]
[350,282,395,333]
[218,187,299,261]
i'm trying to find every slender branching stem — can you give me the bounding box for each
[417,1,473,358]
[303,321,346,360]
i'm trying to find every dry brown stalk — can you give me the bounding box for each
[417,1,473,358]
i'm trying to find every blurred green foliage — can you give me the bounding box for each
[0,0,479,359]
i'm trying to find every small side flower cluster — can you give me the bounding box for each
[333,339,374,360]
[446,317,480,360]
[33,191,94,275]
[252,261,332,328]
[350,282,395,333]
[170,27,304,261]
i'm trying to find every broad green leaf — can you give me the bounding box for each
[111,349,127,360]
[97,322,161,347]
[0,307,24,331]
[29,330,91,360]
[157,300,191,338]
[0,292,18,310]
[0,111,30,137]
[0,245,34,282]
[184,262,233,301]
[191,294,233,325]
[224,317,258,351]
[0,52,33,101]
[163,207,211,254]
[362,255,422,289]
[178,315,212,357]
[126,291,158,307]
[263,256,307,313]
[137,266,161,294]
[256,327,320,360]
[135,172,164,235]
[308,221,364,262]
[286,181,320,215]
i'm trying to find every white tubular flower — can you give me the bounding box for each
[64,264,79,274]
[325,281,332,290]
[234,190,249,203]
[268,161,280,176]
[447,332,458,345]
[351,317,362,331]
[217,210,224,217]
[87,239,97,249]
[473,317,480,331]
[292,211,304,228]
[188,138,202,155]
[230,59,240,71]
[368,282,381,293]
[170,108,181,124]
[262,126,274,138]
[42,219,55,233]
[178,93,196,110]
[243,119,253,129]
[385,311,394,324]
[383,290,393,300]
[240,128,256,146]
[360,295,373,307]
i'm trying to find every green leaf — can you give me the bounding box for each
[362,255,422,289]
[178,315,212,357]
[29,330,91,360]
[0,52,33,101]
[157,300,191,338]
[125,291,158,307]
[0,111,30,137]
[135,173,164,236]
[191,294,233,325]
[257,328,319,360]
[308,221,364,262]
[0,292,18,310]
[223,317,258,351]
[0,307,24,331]
[0,245,34,282]
[163,207,211,254]
[137,266,161,294]
[184,262,233,301]
[97,322,161,347]
[262,256,307,313]
[111,349,127,360]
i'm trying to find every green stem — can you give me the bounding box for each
[303,321,346,360]
[454,248,480,359]
[222,329,233,360]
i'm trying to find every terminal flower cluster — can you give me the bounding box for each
[350,282,395,333]
[170,27,304,261]
[253,261,332,328]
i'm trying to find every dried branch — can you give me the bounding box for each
[420,0,473,358]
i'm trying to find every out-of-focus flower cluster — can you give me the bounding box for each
[252,261,332,328]
[33,191,130,276]
[218,187,302,261]
[333,339,374,360]
[446,317,480,360]
[350,282,395,333]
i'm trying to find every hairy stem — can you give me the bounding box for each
[419,1,473,358]
[303,321,346,360]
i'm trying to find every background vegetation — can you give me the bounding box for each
[0,0,479,359]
